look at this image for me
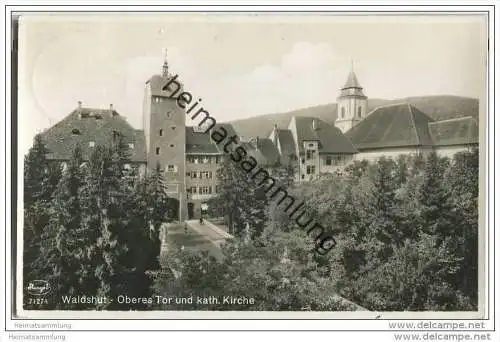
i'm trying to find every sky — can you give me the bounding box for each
[18,13,487,155]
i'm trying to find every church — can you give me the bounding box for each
[39,53,479,220]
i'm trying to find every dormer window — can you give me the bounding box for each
[71,128,81,135]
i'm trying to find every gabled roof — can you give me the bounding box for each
[40,107,146,162]
[345,103,435,150]
[428,116,479,147]
[185,126,219,154]
[275,129,297,158]
[289,116,357,154]
[185,123,238,154]
[242,138,281,166]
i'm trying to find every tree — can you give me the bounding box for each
[210,157,268,238]
[23,135,61,291]
[35,146,89,309]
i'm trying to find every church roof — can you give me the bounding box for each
[345,103,435,150]
[289,116,358,154]
[338,71,366,98]
[428,116,479,147]
[342,71,362,89]
[40,106,147,162]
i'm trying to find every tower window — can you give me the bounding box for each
[358,106,362,118]
[171,125,176,130]
[341,107,345,119]
[170,144,175,148]
[159,129,163,136]
[155,147,160,155]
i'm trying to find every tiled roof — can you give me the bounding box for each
[185,126,220,154]
[339,71,366,98]
[345,103,435,150]
[289,116,358,154]
[428,116,479,147]
[342,71,362,89]
[40,107,146,162]
[241,138,281,166]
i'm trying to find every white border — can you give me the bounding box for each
[3,2,497,333]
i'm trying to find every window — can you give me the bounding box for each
[308,143,315,148]
[203,157,209,164]
[128,143,134,149]
[71,128,80,135]
[215,185,220,194]
[326,156,332,166]
[167,164,177,172]
[166,111,172,118]
[155,147,160,155]
[199,186,211,195]
[200,171,212,179]
[190,187,197,194]
[186,172,191,177]
[191,172,197,179]
[341,107,345,119]
[215,156,221,164]
[170,144,175,148]
[306,150,316,160]
[89,141,95,147]
[306,165,316,175]
[194,157,199,164]
[159,129,163,136]
[358,106,362,118]
[171,125,176,131]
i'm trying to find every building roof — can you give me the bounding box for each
[242,137,281,166]
[289,116,358,154]
[345,103,435,150]
[428,116,479,147]
[338,71,366,98]
[147,74,184,97]
[342,71,362,89]
[40,106,147,162]
[275,128,297,158]
[185,126,220,154]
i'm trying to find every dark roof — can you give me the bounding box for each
[346,103,435,150]
[275,129,297,158]
[338,71,366,98]
[242,138,281,166]
[290,116,357,154]
[342,71,362,89]
[40,107,146,162]
[185,126,220,154]
[429,117,479,146]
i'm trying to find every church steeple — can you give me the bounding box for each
[162,48,169,77]
[335,61,368,133]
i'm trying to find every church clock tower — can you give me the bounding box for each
[143,49,187,221]
[335,65,368,133]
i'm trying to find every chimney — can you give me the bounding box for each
[110,103,114,111]
[274,123,278,130]
[77,101,83,118]
[312,119,318,131]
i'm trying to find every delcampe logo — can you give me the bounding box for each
[26,280,51,296]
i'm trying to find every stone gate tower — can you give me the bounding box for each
[143,49,187,221]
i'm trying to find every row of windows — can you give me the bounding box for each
[340,106,363,119]
[306,165,316,175]
[187,156,221,164]
[325,155,344,166]
[186,171,213,179]
[188,186,220,195]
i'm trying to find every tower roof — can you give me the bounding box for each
[342,71,362,89]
